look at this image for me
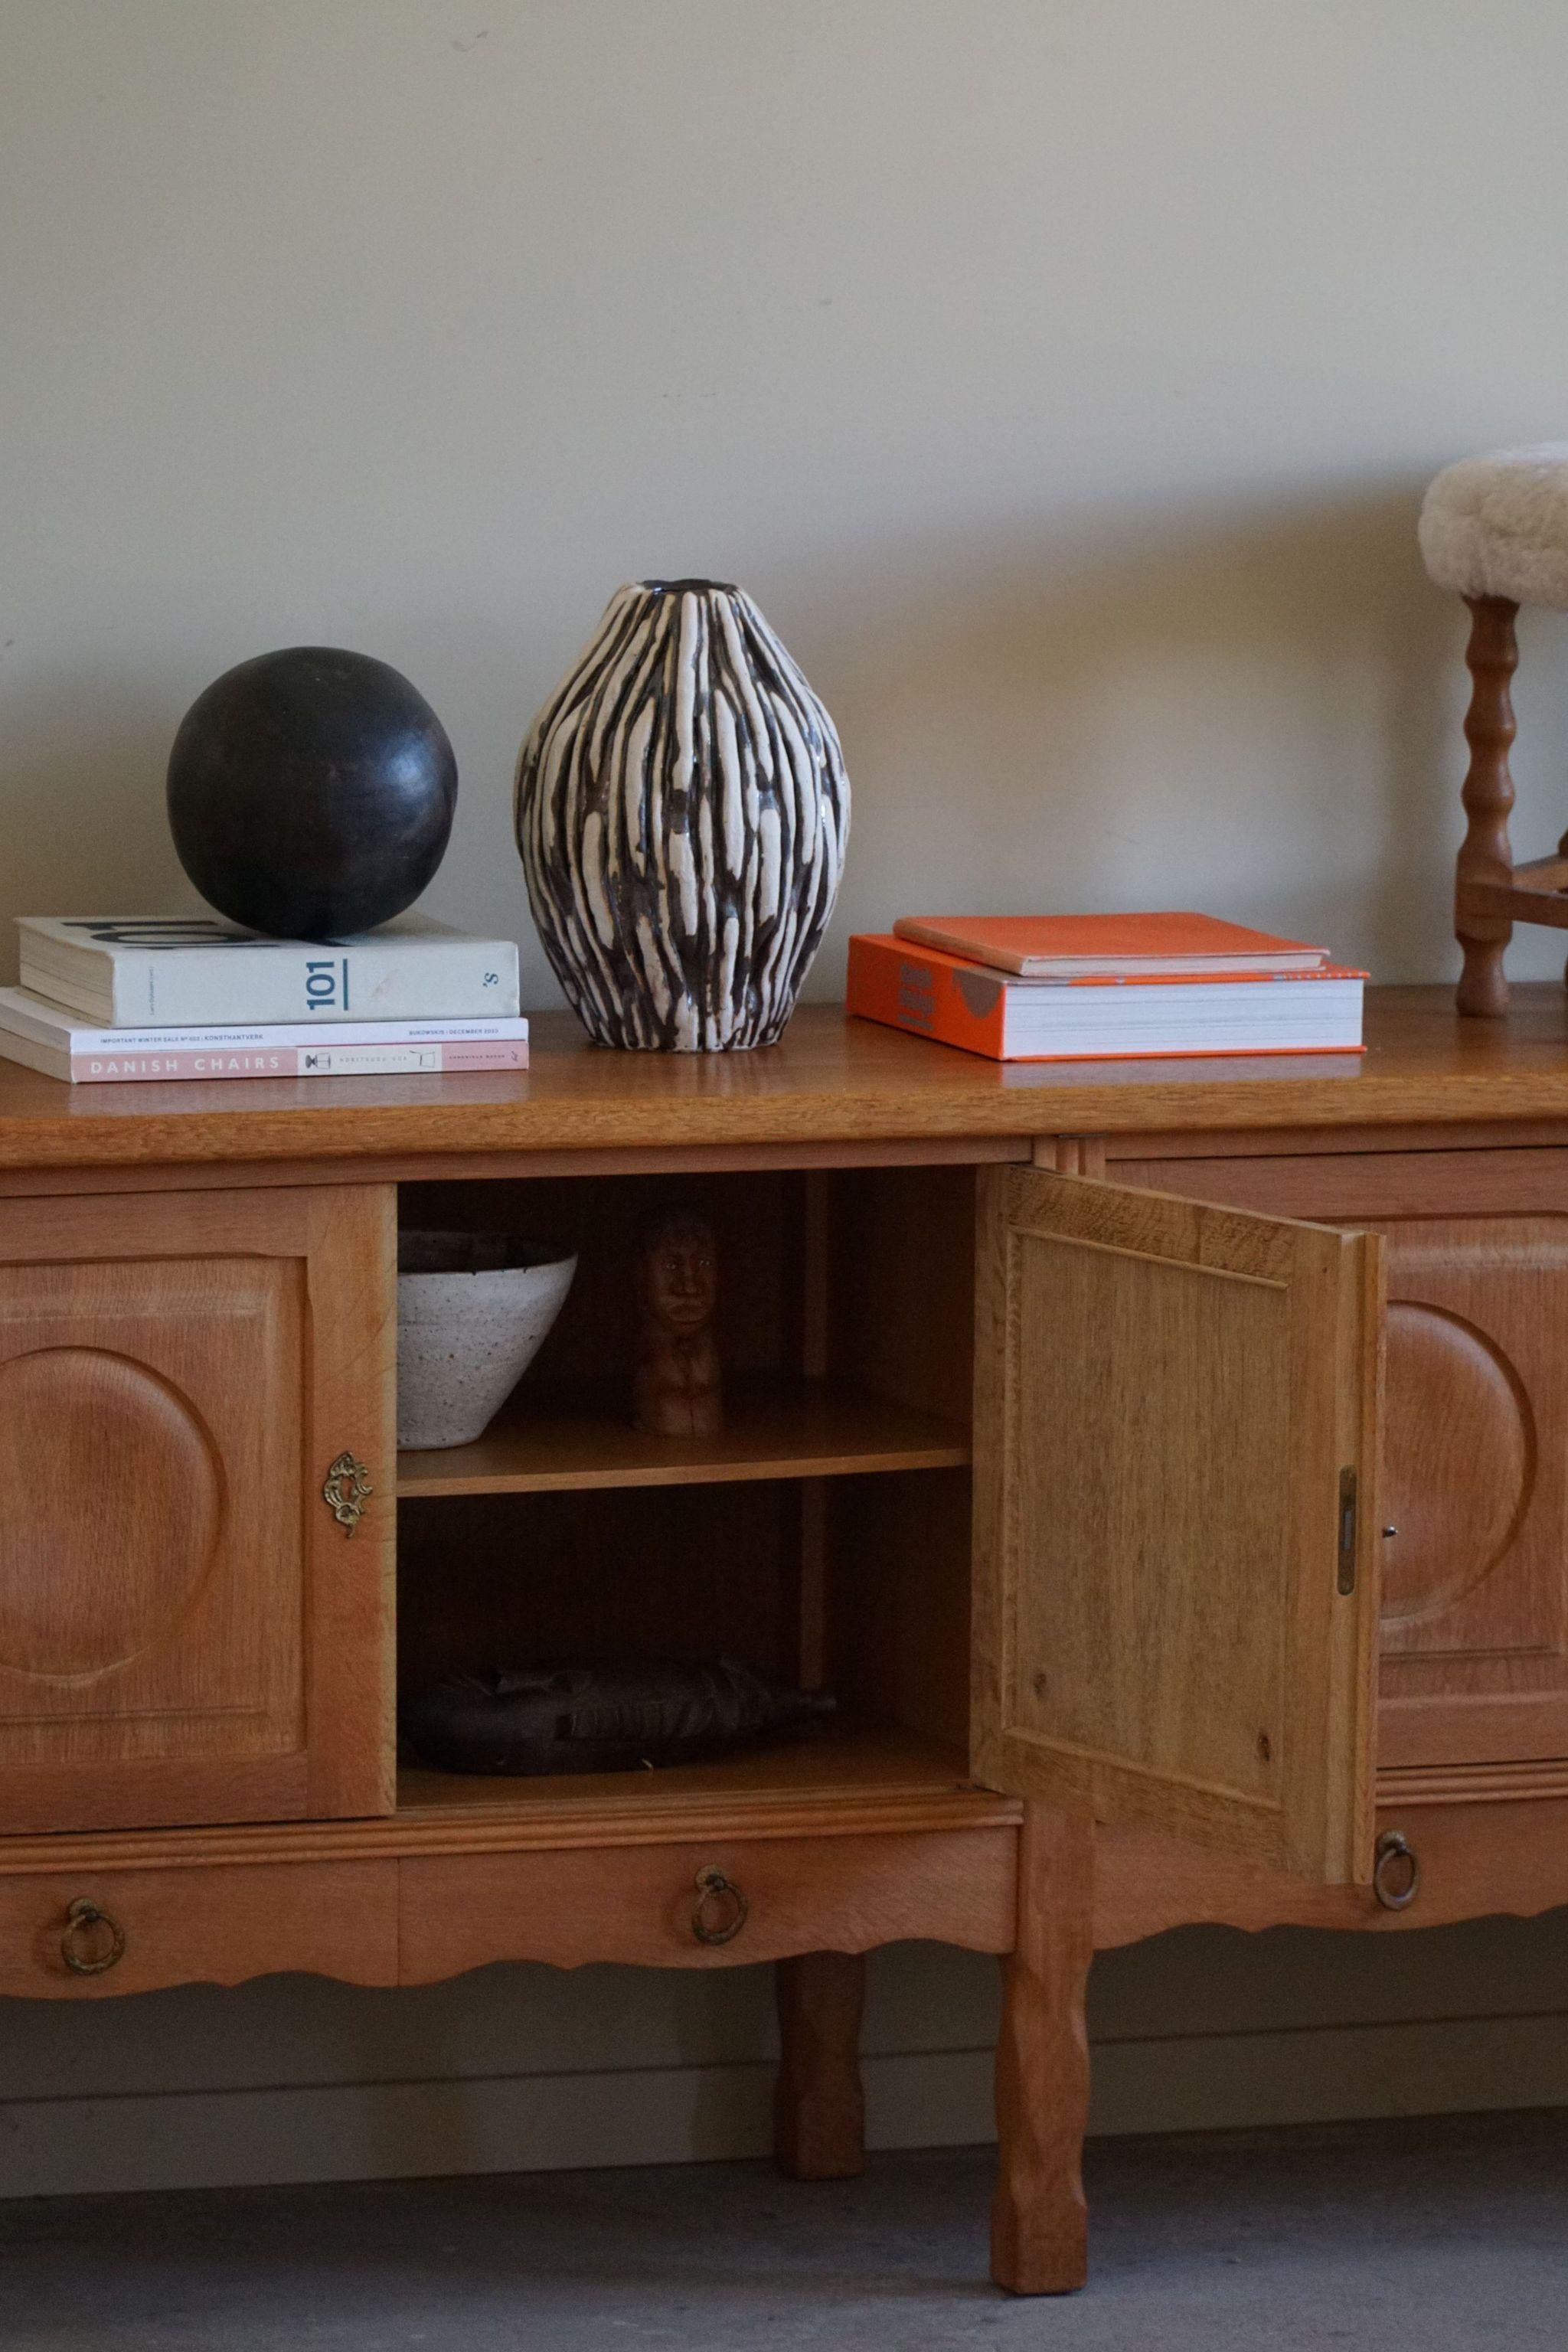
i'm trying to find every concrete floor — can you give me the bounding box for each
[0,2109,1563,2349]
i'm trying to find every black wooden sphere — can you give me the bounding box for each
[166,646,457,937]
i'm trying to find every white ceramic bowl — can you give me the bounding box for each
[397,1231,577,1450]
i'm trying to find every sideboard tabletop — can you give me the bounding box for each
[2,988,1568,1172]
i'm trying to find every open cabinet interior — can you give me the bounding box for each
[394,1163,981,1827]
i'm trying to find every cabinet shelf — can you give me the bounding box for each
[395,1377,971,1498]
[394,1723,1012,1845]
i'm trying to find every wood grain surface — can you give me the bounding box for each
[1095,1794,1568,1945]
[0,1727,1018,1876]
[773,1951,867,2180]
[972,1165,1382,1884]
[397,1376,969,1496]
[1453,593,1521,1017]
[1113,1148,1568,1771]
[0,1861,399,1998]
[7,991,1568,1174]
[991,1805,1093,2295]
[1111,1145,1568,1219]
[397,1826,1016,1979]
[0,1185,394,1832]
[302,1186,397,1818]
[8,987,1568,2119]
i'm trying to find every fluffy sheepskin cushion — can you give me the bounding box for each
[1419,443,1568,608]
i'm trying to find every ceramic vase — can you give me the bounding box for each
[515,579,849,1050]
[396,1232,577,1450]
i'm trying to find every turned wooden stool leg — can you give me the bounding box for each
[1455,592,1520,1017]
[773,1950,866,2179]
[991,1805,1093,2295]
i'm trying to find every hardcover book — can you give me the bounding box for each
[846,934,1365,1061]
[890,911,1329,978]
[0,988,528,1085]
[17,913,521,1026]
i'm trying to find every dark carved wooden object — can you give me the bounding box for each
[633,1212,724,1437]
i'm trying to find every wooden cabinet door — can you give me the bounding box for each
[1371,1214,1568,1766]
[0,1186,394,1834]
[972,1167,1383,1884]
[1101,1149,1568,1771]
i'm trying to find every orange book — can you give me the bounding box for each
[846,934,1365,1063]
[890,911,1328,977]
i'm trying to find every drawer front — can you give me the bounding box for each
[1108,1145,1568,1223]
[0,1862,398,1997]
[399,1828,1018,1981]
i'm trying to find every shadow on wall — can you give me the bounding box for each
[802,485,1465,990]
[2,486,1511,997]
[0,668,194,985]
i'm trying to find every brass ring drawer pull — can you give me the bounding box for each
[691,1867,749,1946]
[1374,1830,1420,1913]
[60,1898,126,1977]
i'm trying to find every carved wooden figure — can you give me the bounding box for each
[632,1211,724,1438]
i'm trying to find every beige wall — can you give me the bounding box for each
[5,0,1568,2197]
[8,0,1568,995]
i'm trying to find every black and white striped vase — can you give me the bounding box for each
[515,579,849,1050]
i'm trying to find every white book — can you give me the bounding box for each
[17,913,521,1027]
[991,974,1364,1058]
[0,988,528,1085]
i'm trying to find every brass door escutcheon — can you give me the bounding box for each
[322,1452,372,1535]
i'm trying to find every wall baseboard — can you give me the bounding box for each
[2,2012,1565,2201]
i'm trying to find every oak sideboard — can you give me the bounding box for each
[3,988,1568,2294]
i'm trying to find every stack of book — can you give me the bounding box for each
[0,916,528,1083]
[846,913,1365,1061]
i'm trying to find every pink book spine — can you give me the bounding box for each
[65,1041,530,1083]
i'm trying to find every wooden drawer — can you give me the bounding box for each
[0,1862,398,1997]
[1108,1145,1568,1221]
[399,1828,1018,1981]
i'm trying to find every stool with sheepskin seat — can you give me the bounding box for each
[1421,443,1568,1014]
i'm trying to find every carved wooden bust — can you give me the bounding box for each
[633,1211,722,1439]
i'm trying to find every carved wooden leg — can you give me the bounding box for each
[1455,592,1519,1018]
[773,1949,866,2180]
[991,1805,1093,2295]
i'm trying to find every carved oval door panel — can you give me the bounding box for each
[1085,1155,1568,1768]
[0,1243,305,1788]
[0,1184,394,1837]
[1380,1303,1533,1630]
[1377,1220,1567,1668]
[0,1346,222,1677]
